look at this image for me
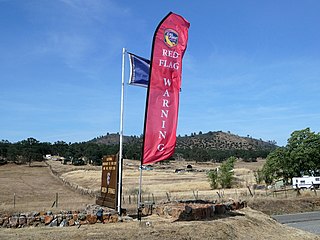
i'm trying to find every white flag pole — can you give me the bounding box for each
[117,47,126,215]
[138,164,142,209]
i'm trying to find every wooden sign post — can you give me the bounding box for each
[96,155,118,209]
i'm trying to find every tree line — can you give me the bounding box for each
[0,138,119,166]
[0,136,276,166]
[262,128,320,184]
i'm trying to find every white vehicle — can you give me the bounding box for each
[292,176,320,189]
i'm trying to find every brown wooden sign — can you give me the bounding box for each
[96,155,118,209]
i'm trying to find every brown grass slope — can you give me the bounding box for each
[1,208,319,240]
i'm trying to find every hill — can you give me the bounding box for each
[91,131,276,150]
[90,131,277,162]
[176,131,276,151]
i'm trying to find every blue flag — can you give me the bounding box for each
[128,52,150,88]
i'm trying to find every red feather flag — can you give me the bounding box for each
[141,12,190,165]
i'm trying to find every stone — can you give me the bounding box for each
[79,220,88,225]
[48,218,58,227]
[68,219,75,226]
[39,216,45,223]
[215,204,227,215]
[27,217,35,226]
[18,215,27,226]
[60,210,68,215]
[44,215,54,225]
[26,212,39,218]
[32,211,40,217]
[9,216,19,228]
[33,222,40,227]
[59,219,68,227]
[185,205,192,214]
[87,214,97,224]
[170,206,184,219]
[109,214,118,223]
[210,205,215,217]
[102,214,110,222]
[1,217,9,228]
[78,213,86,221]
[56,215,63,225]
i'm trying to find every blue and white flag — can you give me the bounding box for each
[128,52,150,88]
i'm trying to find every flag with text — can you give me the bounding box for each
[141,12,190,165]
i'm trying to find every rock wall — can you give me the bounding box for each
[155,200,247,221]
[0,204,130,228]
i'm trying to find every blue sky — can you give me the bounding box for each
[1,0,320,146]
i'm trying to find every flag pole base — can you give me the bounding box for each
[137,207,142,221]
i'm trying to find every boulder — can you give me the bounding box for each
[44,215,54,225]
[9,216,19,228]
[87,214,97,224]
[78,213,86,221]
[1,217,9,228]
[68,219,75,226]
[73,213,78,221]
[48,218,58,227]
[79,220,88,225]
[215,204,227,215]
[59,219,68,227]
[18,215,27,226]
[109,214,118,223]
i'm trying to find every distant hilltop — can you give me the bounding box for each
[90,131,277,151]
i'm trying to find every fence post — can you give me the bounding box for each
[312,182,317,196]
[285,185,287,198]
[166,192,171,202]
[56,193,58,208]
[216,191,221,199]
[193,190,198,200]
[13,193,16,208]
[247,186,254,197]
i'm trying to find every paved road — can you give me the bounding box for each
[272,211,320,235]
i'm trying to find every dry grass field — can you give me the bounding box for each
[49,159,265,203]
[1,159,320,239]
[0,162,95,214]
